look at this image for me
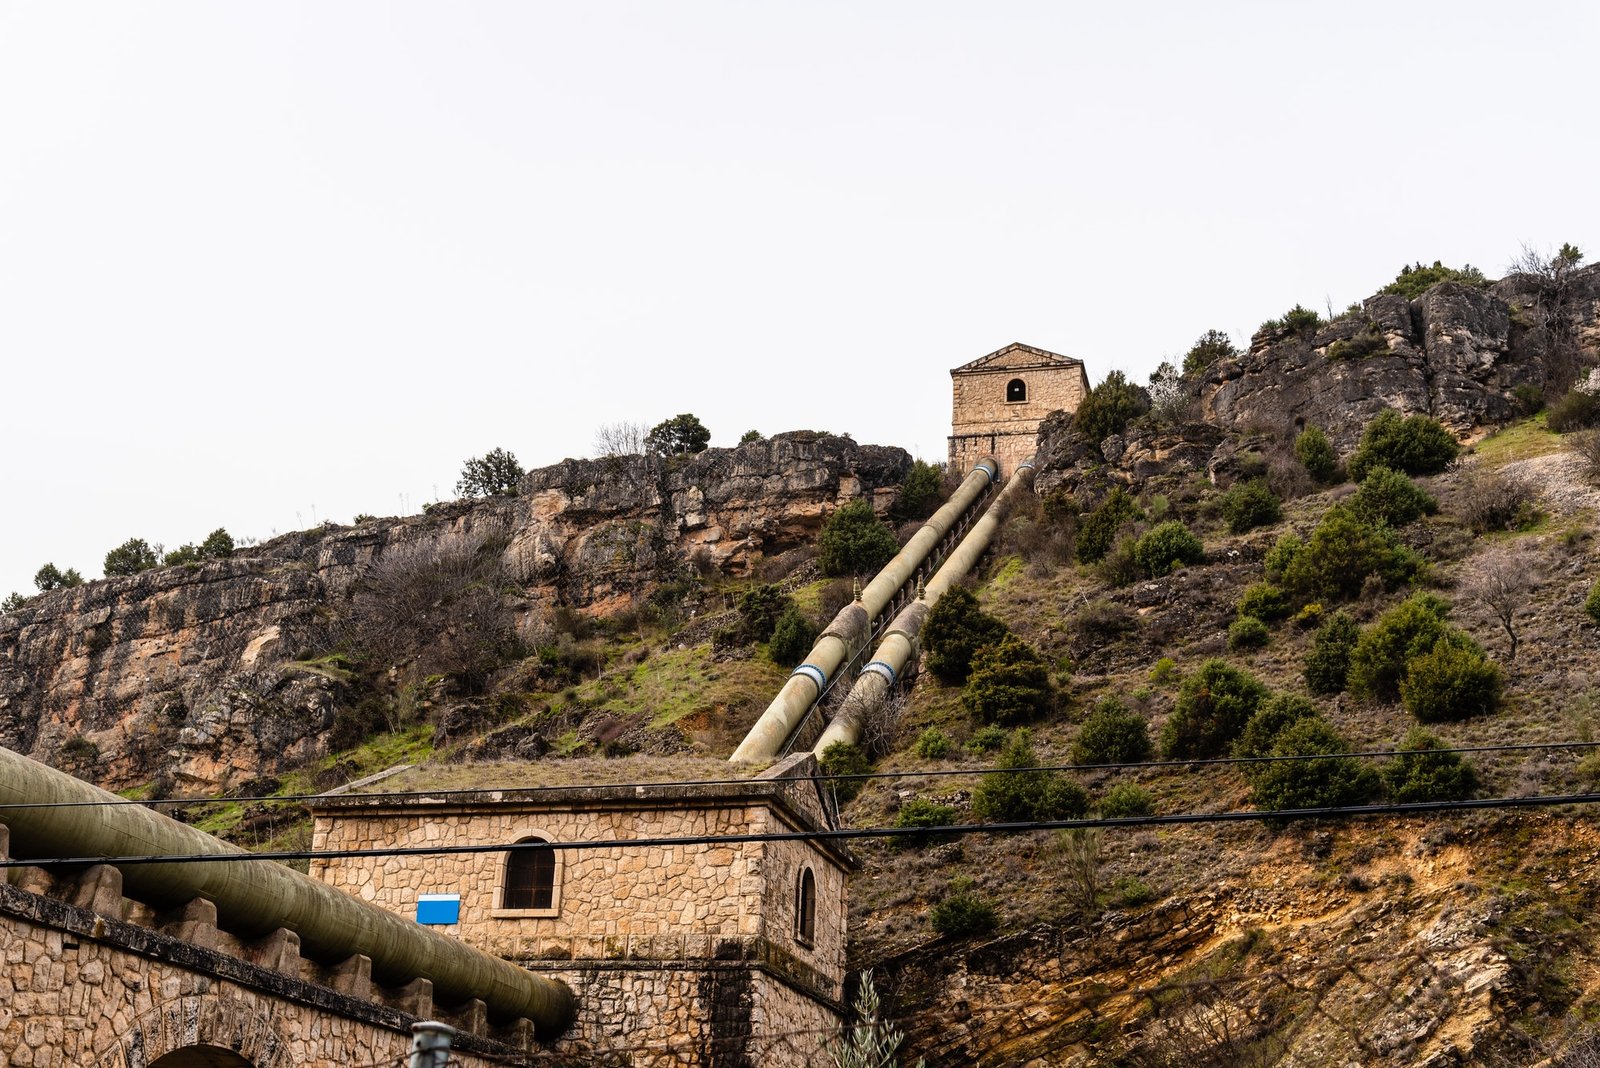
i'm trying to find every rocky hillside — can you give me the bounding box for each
[0,432,908,792]
[7,253,1600,1064]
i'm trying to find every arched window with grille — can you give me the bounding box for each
[1006,378,1027,402]
[497,835,560,915]
[795,866,817,946]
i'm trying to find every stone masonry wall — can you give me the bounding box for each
[529,965,839,1068]
[310,793,849,1065]
[949,363,1088,477]
[0,884,513,1068]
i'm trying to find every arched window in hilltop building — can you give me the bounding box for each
[1006,378,1027,402]
[795,866,817,946]
[499,835,559,914]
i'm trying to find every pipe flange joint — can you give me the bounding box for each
[862,661,898,686]
[1015,460,1035,473]
[975,461,997,483]
[791,664,828,692]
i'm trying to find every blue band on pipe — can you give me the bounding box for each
[791,664,827,691]
[975,463,996,483]
[1016,460,1035,472]
[863,661,898,686]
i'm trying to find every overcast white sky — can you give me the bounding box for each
[1,2,1595,596]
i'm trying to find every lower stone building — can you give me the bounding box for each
[308,753,853,1066]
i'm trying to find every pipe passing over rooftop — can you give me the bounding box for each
[0,745,575,1035]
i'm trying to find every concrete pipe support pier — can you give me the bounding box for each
[0,745,575,1034]
[812,458,1037,755]
[730,458,999,763]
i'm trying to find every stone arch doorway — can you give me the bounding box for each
[149,1047,257,1068]
[97,996,292,1068]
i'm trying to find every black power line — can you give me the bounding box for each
[5,789,1599,870]
[1,739,1590,812]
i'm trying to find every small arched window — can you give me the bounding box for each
[501,837,556,911]
[795,867,817,946]
[1006,378,1027,402]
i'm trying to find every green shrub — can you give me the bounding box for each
[913,727,952,759]
[1237,583,1291,622]
[767,605,817,668]
[1133,521,1204,577]
[1400,633,1503,722]
[1347,594,1451,702]
[1,592,29,613]
[199,528,234,559]
[1294,426,1340,484]
[1220,479,1282,534]
[891,459,948,522]
[1380,260,1488,300]
[1182,329,1238,375]
[645,413,711,455]
[930,881,1000,938]
[819,741,872,804]
[1348,466,1437,527]
[1326,326,1390,360]
[891,798,959,848]
[1070,697,1151,765]
[1264,532,1304,584]
[1304,609,1360,695]
[1280,506,1421,600]
[1160,660,1269,759]
[1111,875,1158,906]
[1546,389,1600,433]
[1150,657,1178,685]
[1293,602,1324,628]
[103,538,159,577]
[1099,783,1155,818]
[963,636,1052,726]
[818,500,900,577]
[32,563,84,591]
[1227,615,1270,651]
[1248,717,1380,812]
[1096,536,1144,587]
[1347,410,1461,481]
[1383,727,1478,802]
[1261,304,1323,336]
[738,429,763,445]
[973,730,1089,822]
[1234,694,1320,759]
[1077,488,1145,564]
[1073,370,1151,448]
[456,446,524,497]
[737,584,787,642]
[163,544,201,567]
[967,724,1008,753]
[923,587,1008,685]
[1587,581,1600,626]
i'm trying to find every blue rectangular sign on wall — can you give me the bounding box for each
[416,894,461,925]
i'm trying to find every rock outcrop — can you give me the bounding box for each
[1198,266,1600,449]
[0,433,909,792]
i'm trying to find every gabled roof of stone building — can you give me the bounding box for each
[950,342,1084,375]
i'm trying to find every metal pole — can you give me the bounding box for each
[410,1021,457,1068]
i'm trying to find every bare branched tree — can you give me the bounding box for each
[1057,827,1103,917]
[592,420,650,458]
[1506,242,1589,392]
[1460,544,1542,660]
[343,536,517,691]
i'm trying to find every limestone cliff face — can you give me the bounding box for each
[1199,266,1600,448]
[1035,268,1600,498]
[0,432,909,792]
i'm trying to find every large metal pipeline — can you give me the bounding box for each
[0,745,575,1033]
[812,457,1037,755]
[730,458,999,764]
